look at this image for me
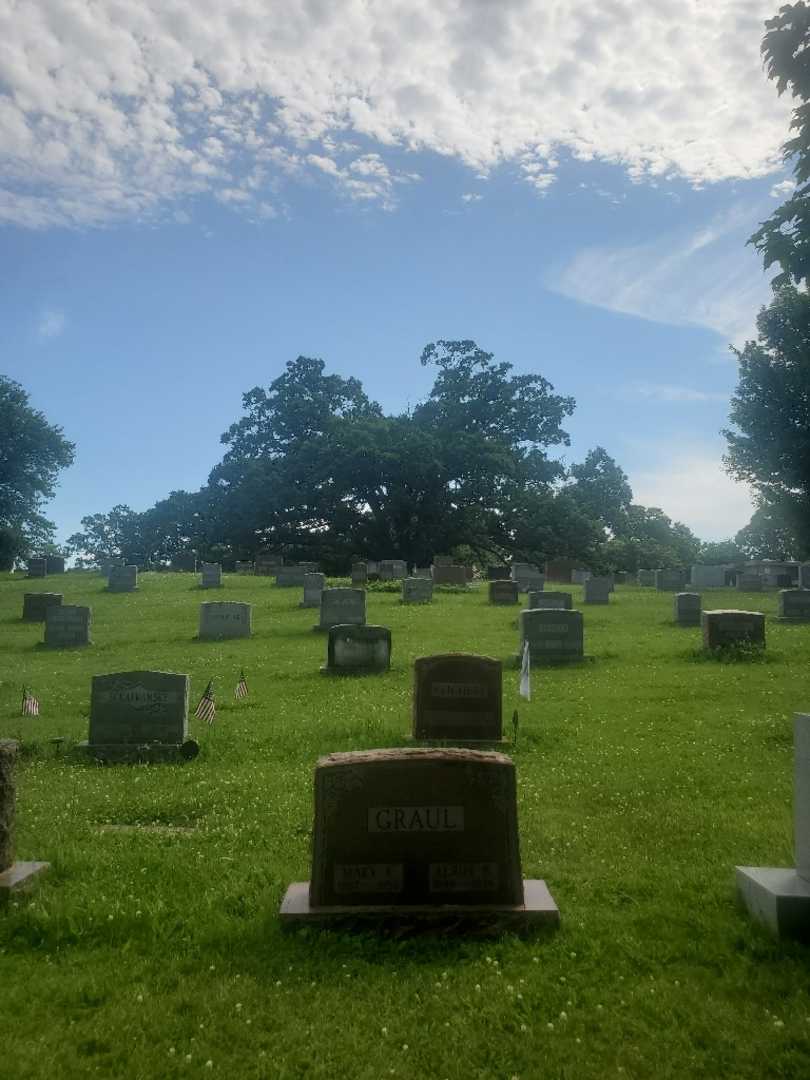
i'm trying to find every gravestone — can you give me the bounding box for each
[736,713,810,939]
[674,593,701,627]
[520,608,584,664]
[200,562,223,589]
[199,602,252,640]
[317,588,366,631]
[511,564,544,592]
[413,566,432,578]
[433,555,454,566]
[322,625,391,674]
[487,565,511,581]
[235,561,254,574]
[108,565,138,592]
[778,590,810,621]
[800,564,810,590]
[637,569,656,587]
[613,572,628,586]
[402,577,433,604]
[124,552,147,569]
[655,568,687,591]
[276,565,313,588]
[0,740,49,899]
[379,559,408,581]
[583,577,611,604]
[99,558,124,580]
[22,593,62,622]
[280,747,559,929]
[45,555,65,575]
[412,654,503,742]
[171,552,197,572]
[527,591,572,610]
[44,605,92,647]
[81,670,197,762]
[351,562,368,586]
[488,580,518,606]
[432,564,467,587]
[702,610,765,650]
[26,557,47,578]
[544,558,576,584]
[691,564,727,589]
[255,551,284,576]
[571,569,591,586]
[737,573,763,592]
[300,572,326,609]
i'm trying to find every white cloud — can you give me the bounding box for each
[461,192,483,203]
[625,382,729,403]
[550,201,776,344]
[629,445,754,540]
[36,308,66,340]
[770,179,795,198]
[0,1,792,227]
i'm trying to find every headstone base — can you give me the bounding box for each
[75,740,200,764]
[405,735,510,747]
[319,663,387,676]
[279,879,559,933]
[736,866,810,939]
[0,861,50,899]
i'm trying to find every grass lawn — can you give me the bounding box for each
[2,571,810,1080]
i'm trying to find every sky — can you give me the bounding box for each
[0,0,797,544]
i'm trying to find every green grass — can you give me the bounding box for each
[2,572,810,1080]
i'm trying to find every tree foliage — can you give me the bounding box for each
[0,375,74,560]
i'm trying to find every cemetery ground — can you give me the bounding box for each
[2,575,810,1080]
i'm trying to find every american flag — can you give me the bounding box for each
[194,679,216,725]
[235,670,248,699]
[21,687,40,716]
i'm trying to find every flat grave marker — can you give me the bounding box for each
[412,654,503,742]
[280,747,559,930]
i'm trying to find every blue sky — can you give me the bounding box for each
[0,1,794,544]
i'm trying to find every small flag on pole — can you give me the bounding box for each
[519,640,531,701]
[21,687,40,716]
[235,670,248,699]
[195,679,216,725]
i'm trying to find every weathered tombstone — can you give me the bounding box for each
[674,592,701,627]
[800,564,810,590]
[44,605,92,647]
[527,591,572,610]
[300,572,326,609]
[199,601,252,640]
[99,557,124,580]
[544,558,576,584]
[488,580,518,606]
[691,564,727,588]
[487,565,511,581]
[280,747,559,929]
[26,557,47,578]
[702,610,765,650]
[0,741,49,899]
[583,577,611,604]
[108,565,138,592]
[520,608,584,664]
[317,587,366,631]
[171,552,197,573]
[322,625,391,674]
[511,563,544,592]
[379,559,408,581]
[737,572,764,592]
[736,713,810,939]
[200,562,223,589]
[778,590,810,622]
[45,555,65,575]
[412,654,503,742]
[432,564,468,586]
[22,593,62,622]
[276,565,310,588]
[235,560,254,574]
[402,577,433,604]
[637,569,656,587]
[571,569,591,586]
[351,562,368,586]
[81,670,197,762]
[655,568,687,591]
[254,551,284,576]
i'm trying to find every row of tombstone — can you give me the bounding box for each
[25,556,65,577]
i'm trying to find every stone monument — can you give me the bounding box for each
[520,609,584,664]
[22,593,62,622]
[412,654,503,742]
[674,593,701,627]
[777,590,810,622]
[702,610,765,650]
[300,572,326,609]
[108,565,138,592]
[351,562,368,586]
[317,588,366,631]
[199,601,252,640]
[583,577,611,604]
[200,562,223,589]
[280,748,559,929]
[322,625,391,674]
[402,577,433,604]
[44,605,92,647]
[489,580,518,606]
[655,569,687,591]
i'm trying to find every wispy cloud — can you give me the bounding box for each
[36,309,66,341]
[549,201,776,345]
[0,1,790,228]
[461,193,483,203]
[624,381,729,404]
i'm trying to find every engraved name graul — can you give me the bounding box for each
[367,805,464,832]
